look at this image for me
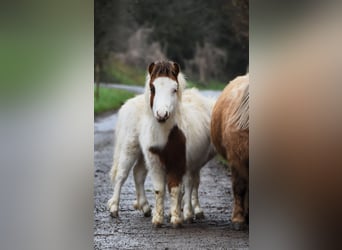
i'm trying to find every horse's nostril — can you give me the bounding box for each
[157,111,169,119]
[156,110,169,122]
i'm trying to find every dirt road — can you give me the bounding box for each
[94,110,249,249]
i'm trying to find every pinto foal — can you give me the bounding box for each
[108,60,215,227]
[211,74,249,229]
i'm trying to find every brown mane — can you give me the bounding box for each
[148,60,180,84]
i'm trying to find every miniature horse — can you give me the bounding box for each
[210,74,249,229]
[108,60,215,227]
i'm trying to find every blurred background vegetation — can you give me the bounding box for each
[95,0,248,92]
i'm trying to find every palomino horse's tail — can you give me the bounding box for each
[229,76,249,130]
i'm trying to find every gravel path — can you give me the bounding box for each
[94,112,249,249]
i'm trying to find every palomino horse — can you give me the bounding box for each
[210,74,249,229]
[108,60,215,227]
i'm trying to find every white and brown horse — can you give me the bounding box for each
[108,60,215,227]
[211,74,249,229]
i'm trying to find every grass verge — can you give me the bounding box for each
[94,87,135,115]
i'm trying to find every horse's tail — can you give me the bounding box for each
[109,136,119,183]
[109,111,123,183]
[230,76,249,130]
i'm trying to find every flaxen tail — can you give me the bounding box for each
[229,77,249,130]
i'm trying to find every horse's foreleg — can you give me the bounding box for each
[150,165,166,227]
[169,184,183,227]
[192,171,204,219]
[133,156,151,217]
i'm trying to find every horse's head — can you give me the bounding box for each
[147,61,182,123]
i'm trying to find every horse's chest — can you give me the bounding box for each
[140,120,170,149]
[148,125,187,190]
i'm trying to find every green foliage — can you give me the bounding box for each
[131,0,209,66]
[130,0,249,79]
[95,0,249,85]
[94,87,135,115]
[103,60,146,86]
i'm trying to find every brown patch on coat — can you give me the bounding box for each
[210,74,249,225]
[148,61,180,109]
[149,125,186,192]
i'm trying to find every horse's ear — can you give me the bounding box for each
[148,62,155,75]
[173,62,180,76]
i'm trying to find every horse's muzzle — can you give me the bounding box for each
[156,117,168,123]
[156,111,169,123]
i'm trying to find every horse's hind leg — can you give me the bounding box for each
[192,171,204,219]
[183,173,194,223]
[133,156,151,217]
[108,143,140,217]
[231,164,248,230]
[244,186,249,225]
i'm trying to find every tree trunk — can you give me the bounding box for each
[199,58,206,83]
[95,63,100,100]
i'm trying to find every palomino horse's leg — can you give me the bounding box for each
[244,186,249,224]
[231,164,248,229]
[183,173,194,223]
[192,171,204,219]
[107,144,140,217]
[133,156,151,217]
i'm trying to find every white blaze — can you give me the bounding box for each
[151,77,178,121]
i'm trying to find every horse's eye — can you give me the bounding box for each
[150,85,155,93]
[172,88,177,93]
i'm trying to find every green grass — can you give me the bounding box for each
[94,87,135,115]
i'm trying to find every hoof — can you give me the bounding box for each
[144,209,152,217]
[152,222,163,228]
[142,204,152,217]
[110,210,119,218]
[232,221,246,231]
[184,217,194,224]
[133,201,139,210]
[152,215,164,227]
[170,216,183,227]
[183,211,193,223]
[134,201,151,217]
[171,222,183,229]
[195,211,205,220]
